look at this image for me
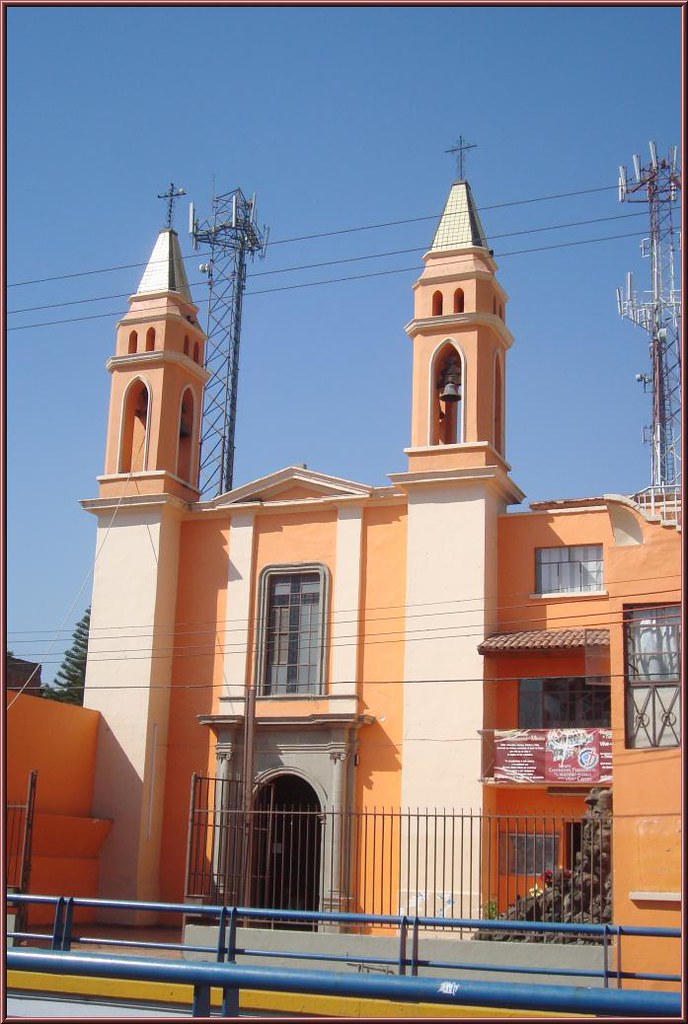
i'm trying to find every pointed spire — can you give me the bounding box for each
[430,181,489,252]
[136,229,192,301]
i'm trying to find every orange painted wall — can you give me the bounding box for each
[605,520,681,988]
[357,504,407,810]
[5,693,111,923]
[497,508,614,633]
[491,503,681,987]
[159,517,229,902]
[6,693,100,813]
[249,508,338,686]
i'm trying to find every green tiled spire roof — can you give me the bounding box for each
[431,181,489,252]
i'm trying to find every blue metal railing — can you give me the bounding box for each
[6,894,681,993]
[7,947,682,1018]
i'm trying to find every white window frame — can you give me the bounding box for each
[255,564,329,697]
[535,545,603,595]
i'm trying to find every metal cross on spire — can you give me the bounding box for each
[158,183,187,229]
[445,137,477,180]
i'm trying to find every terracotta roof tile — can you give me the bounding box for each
[478,628,610,654]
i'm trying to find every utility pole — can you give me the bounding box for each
[190,189,269,497]
[617,142,681,492]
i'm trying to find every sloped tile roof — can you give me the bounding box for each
[137,229,192,301]
[478,627,610,654]
[431,180,489,251]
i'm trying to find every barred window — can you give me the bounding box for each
[625,604,681,749]
[536,545,603,595]
[500,833,559,876]
[258,567,328,696]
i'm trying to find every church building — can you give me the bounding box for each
[81,176,680,949]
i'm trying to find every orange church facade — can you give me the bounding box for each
[70,177,680,979]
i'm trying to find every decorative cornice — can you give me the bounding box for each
[81,490,191,516]
[199,712,375,730]
[106,349,211,384]
[404,311,514,347]
[389,464,525,504]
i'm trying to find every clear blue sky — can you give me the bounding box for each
[5,5,682,681]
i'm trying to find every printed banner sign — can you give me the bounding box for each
[492,728,612,783]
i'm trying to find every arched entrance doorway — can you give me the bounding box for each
[251,774,322,916]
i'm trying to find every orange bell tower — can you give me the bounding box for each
[98,227,208,502]
[82,217,209,913]
[390,175,523,820]
[404,179,514,477]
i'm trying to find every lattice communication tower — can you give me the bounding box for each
[190,189,268,496]
[617,142,681,491]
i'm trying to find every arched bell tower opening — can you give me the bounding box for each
[431,343,464,446]
[251,774,322,919]
[119,378,150,473]
[176,387,196,483]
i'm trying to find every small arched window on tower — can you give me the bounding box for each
[128,330,138,354]
[432,291,444,316]
[183,335,190,357]
[119,379,150,474]
[193,340,200,364]
[453,288,465,314]
[433,345,463,446]
[176,388,195,483]
[146,327,156,352]
[494,352,504,456]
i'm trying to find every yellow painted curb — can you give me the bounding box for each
[7,970,591,1018]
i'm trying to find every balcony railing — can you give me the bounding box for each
[631,485,682,527]
[480,728,612,784]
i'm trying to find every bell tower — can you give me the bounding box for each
[390,175,523,830]
[82,214,209,917]
[99,227,209,502]
[405,179,514,473]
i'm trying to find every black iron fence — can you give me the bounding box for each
[185,775,611,934]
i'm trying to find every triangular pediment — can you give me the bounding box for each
[211,466,372,507]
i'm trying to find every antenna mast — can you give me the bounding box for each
[617,142,681,492]
[191,189,268,496]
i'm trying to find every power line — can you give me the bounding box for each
[7,571,680,647]
[6,228,651,334]
[6,210,649,318]
[11,591,679,667]
[12,668,653,691]
[7,182,620,289]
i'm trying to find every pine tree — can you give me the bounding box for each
[47,607,91,705]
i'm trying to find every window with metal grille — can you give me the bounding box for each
[625,604,681,748]
[500,832,559,876]
[535,545,603,595]
[258,567,327,696]
[519,677,611,729]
